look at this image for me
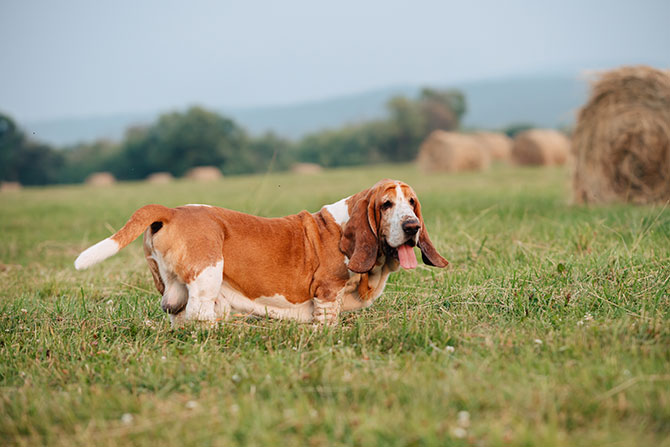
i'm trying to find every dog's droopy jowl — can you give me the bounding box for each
[75,179,448,326]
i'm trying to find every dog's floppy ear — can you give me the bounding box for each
[414,198,449,268]
[340,190,379,273]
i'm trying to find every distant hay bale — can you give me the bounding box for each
[511,129,570,166]
[185,166,223,181]
[0,182,22,192]
[417,131,491,173]
[291,163,323,175]
[473,131,512,161]
[146,172,174,184]
[572,65,670,204]
[85,172,116,186]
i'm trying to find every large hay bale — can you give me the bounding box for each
[85,172,116,186]
[417,131,491,173]
[146,172,174,184]
[185,166,223,181]
[512,129,570,166]
[291,163,323,175]
[0,182,22,192]
[473,131,512,161]
[572,65,670,204]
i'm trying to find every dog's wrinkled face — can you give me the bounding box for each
[378,183,421,248]
[341,179,448,273]
[374,182,422,270]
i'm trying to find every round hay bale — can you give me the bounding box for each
[185,166,223,181]
[512,129,570,166]
[572,65,670,204]
[0,181,22,192]
[473,131,512,161]
[291,163,323,175]
[146,172,174,184]
[417,131,491,173]
[85,172,116,186]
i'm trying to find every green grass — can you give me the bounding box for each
[1,164,669,446]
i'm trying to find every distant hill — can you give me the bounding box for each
[23,74,588,146]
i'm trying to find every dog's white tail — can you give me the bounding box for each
[74,204,174,270]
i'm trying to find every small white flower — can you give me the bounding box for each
[20,309,27,314]
[583,312,594,322]
[451,427,467,438]
[121,413,134,425]
[534,339,543,345]
[457,410,470,428]
[106,299,113,306]
[446,346,455,353]
[161,356,167,362]
[144,319,155,328]
[231,373,241,383]
[577,320,584,326]
[185,400,198,409]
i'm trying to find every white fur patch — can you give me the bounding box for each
[324,196,351,225]
[74,238,120,270]
[185,260,224,322]
[220,280,314,323]
[183,204,212,208]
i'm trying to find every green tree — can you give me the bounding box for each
[419,87,466,130]
[247,132,293,173]
[113,106,249,179]
[296,121,387,168]
[0,112,63,185]
[382,96,426,162]
[59,139,121,183]
[0,113,26,182]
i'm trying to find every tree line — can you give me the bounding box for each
[1,88,466,185]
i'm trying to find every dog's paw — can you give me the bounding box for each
[169,312,187,329]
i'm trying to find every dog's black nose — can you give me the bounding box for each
[402,219,420,236]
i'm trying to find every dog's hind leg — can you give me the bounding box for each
[184,259,228,326]
[144,229,190,328]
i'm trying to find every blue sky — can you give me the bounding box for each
[1,0,669,121]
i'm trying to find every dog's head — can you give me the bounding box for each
[340,179,448,273]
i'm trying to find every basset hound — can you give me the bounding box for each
[75,179,448,326]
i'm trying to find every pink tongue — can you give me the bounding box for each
[397,244,418,269]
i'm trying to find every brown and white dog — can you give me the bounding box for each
[75,179,448,326]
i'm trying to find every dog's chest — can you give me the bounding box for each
[340,263,393,312]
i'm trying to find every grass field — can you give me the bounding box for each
[1,164,669,446]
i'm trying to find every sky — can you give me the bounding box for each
[1,0,669,122]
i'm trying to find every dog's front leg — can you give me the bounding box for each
[169,311,188,329]
[184,261,225,327]
[312,293,342,326]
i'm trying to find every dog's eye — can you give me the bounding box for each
[381,200,393,210]
[409,198,415,206]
